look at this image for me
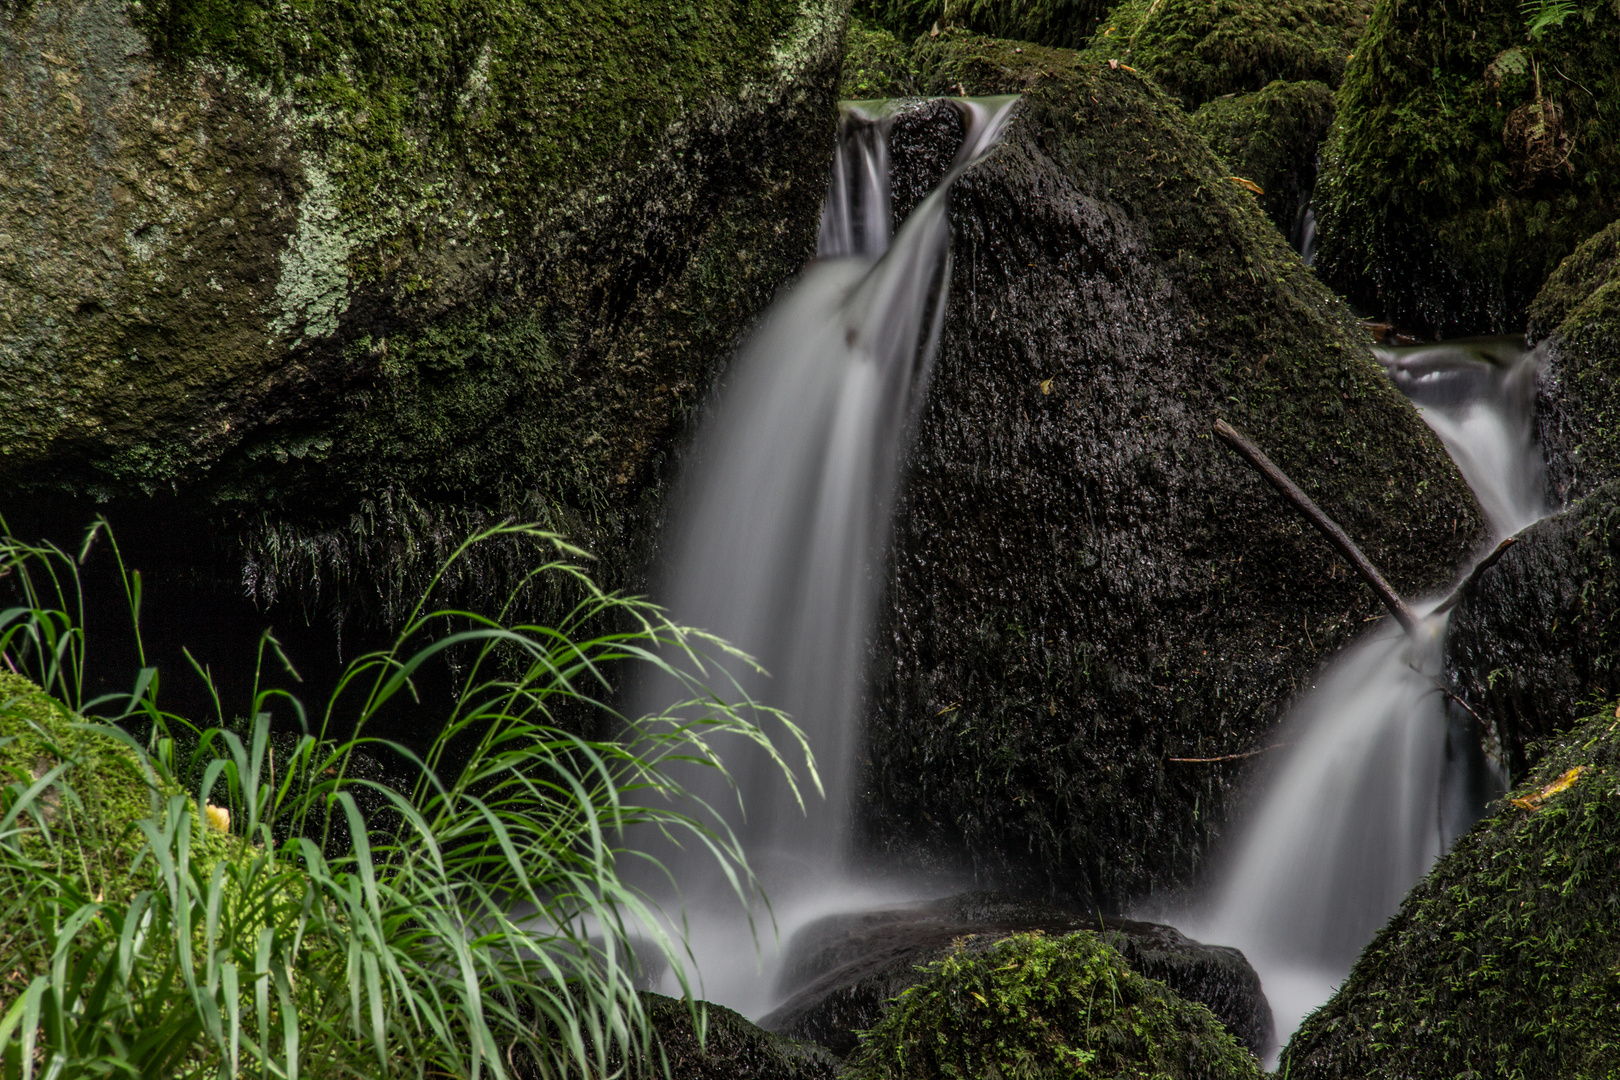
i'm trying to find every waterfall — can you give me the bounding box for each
[634,96,1019,1010]
[1183,337,1544,1058]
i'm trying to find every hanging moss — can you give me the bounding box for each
[1312,0,1620,337]
[1081,0,1367,110]
[1189,79,1336,239]
[1280,702,1620,1079]
[846,931,1262,1080]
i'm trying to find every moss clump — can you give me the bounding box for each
[1281,703,1620,1079]
[841,19,922,99]
[1529,219,1620,499]
[1081,0,1367,110]
[847,932,1261,1080]
[852,0,945,43]
[1190,79,1336,239]
[0,672,234,901]
[1313,0,1620,337]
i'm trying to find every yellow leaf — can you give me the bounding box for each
[1510,765,1587,811]
[205,803,232,832]
[1040,378,1054,394]
[1229,176,1264,195]
[971,992,988,1006]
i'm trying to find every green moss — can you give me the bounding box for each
[1189,78,1335,236]
[1080,0,1366,109]
[0,673,235,900]
[1313,0,1620,336]
[1281,703,1620,1079]
[852,0,943,43]
[842,18,921,99]
[937,0,1109,49]
[847,932,1262,1079]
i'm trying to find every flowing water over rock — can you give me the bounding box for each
[634,96,1018,1011]
[1181,338,1545,1057]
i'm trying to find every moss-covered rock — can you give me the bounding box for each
[861,32,1485,912]
[938,0,1110,50]
[1445,482,1620,776]
[641,995,841,1080]
[1530,218,1620,503]
[762,894,1273,1060]
[1189,79,1335,244]
[845,931,1262,1080]
[0,0,843,624]
[1279,702,1620,1079]
[1313,0,1620,337]
[1082,0,1367,110]
[841,18,921,99]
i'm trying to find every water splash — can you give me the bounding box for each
[634,96,1019,1012]
[1182,337,1543,1058]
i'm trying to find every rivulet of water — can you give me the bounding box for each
[632,96,1019,1013]
[1178,337,1543,1059]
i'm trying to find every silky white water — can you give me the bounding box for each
[1179,337,1544,1059]
[632,97,1018,1014]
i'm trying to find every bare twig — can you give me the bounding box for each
[1168,743,1289,763]
[1432,535,1519,615]
[1214,419,1422,638]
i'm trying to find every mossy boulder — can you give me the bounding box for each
[1530,218,1620,503]
[1189,79,1335,245]
[845,931,1263,1080]
[1279,702,1620,1079]
[937,0,1111,50]
[762,894,1273,1060]
[0,0,843,624]
[1082,0,1367,110]
[861,33,1485,912]
[1313,0,1620,336]
[642,995,840,1080]
[1445,482,1620,776]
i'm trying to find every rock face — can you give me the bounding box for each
[1189,79,1335,247]
[0,0,842,624]
[761,893,1274,1060]
[1313,0,1620,336]
[859,33,1485,913]
[1280,705,1620,1079]
[844,929,1262,1080]
[1529,219,1620,505]
[1445,483,1620,775]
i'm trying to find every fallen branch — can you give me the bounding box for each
[1432,535,1519,615]
[1214,419,1422,638]
[1168,743,1289,763]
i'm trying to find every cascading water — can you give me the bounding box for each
[634,96,1019,1011]
[1183,337,1545,1058]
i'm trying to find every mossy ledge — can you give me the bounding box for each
[1280,701,1620,1079]
[0,0,843,626]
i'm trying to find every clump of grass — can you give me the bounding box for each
[0,520,811,1079]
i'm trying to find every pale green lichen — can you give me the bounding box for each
[268,164,352,343]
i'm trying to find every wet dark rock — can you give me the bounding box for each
[860,32,1485,915]
[761,893,1273,1059]
[1280,706,1620,1079]
[1528,219,1620,505]
[641,995,841,1080]
[1189,80,1335,245]
[0,0,843,635]
[1312,0,1620,337]
[1445,482,1620,776]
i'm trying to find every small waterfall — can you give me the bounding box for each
[1186,337,1544,1057]
[635,96,1018,1010]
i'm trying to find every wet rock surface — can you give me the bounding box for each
[760,892,1273,1060]
[860,33,1485,913]
[1529,219,1620,505]
[1312,0,1620,336]
[0,0,842,634]
[1280,706,1620,1079]
[1446,482,1620,775]
[640,995,840,1080]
